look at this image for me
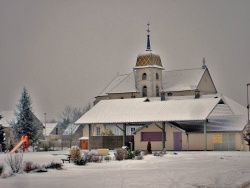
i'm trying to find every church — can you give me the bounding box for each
[76,24,248,151]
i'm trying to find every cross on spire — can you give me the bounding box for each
[147,22,150,35]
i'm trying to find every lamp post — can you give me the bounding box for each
[246,84,250,150]
[44,113,46,140]
[247,83,250,128]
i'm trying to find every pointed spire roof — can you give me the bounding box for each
[135,23,162,67]
[146,22,151,51]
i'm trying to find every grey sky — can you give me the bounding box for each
[0,0,250,121]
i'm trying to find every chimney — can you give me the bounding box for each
[195,89,200,99]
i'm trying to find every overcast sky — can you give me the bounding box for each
[0,0,250,121]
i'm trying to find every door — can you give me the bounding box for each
[80,140,88,149]
[173,132,182,151]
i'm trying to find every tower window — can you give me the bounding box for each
[142,86,147,97]
[156,86,160,97]
[156,73,159,80]
[142,73,147,80]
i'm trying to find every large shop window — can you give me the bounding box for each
[141,132,164,141]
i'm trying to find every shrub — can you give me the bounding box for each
[104,156,111,162]
[5,152,23,173]
[114,149,127,161]
[91,155,102,163]
[0,164,4,176]
[82,151,103,163]
[126,150,135,159]
[135,155,144,160]
[23,161,40,173]
[134,149,141,156]
[46,162,63,170]
[70,146,81,161]
[74,157,87,166]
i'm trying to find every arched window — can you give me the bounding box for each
[142,73,147,80]
[156,73,159,80]
[156,86,159,97]
[142,86,147,97]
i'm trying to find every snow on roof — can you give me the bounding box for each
[96,68,207,97]
[62,124,80,135]
[97,74,129,97]
[75,97,221,124]
[44,123,58,136]
[162,68,205,92]
[175,115,247,132]
[0,111,16,128]
[107,72,138,94]
[222,96,247,116]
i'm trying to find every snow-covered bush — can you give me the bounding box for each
[69,146,81,161]
[74,157,87,166]
[5,152,23,173]
[23,161,39,173]
[46,162,63,170]
[114,149,127,161]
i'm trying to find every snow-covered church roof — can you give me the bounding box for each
[96,67,208,97]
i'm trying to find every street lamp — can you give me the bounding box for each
[245,83,250,150]
[44,113,46,139]
[247,83,250,127]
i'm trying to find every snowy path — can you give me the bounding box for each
[0,151,250,188]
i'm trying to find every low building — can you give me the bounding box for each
[0,110,44,148]
[43,123,64,140]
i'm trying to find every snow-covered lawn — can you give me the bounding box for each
[0,150,250,188]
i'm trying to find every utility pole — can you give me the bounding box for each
[44,113,46,140]
[246,83,250,150]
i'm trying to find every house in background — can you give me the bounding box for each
[0,110,44,148]
[61,124,84,147]
[43,123,64,141]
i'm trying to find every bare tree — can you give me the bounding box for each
[58,104,91,130]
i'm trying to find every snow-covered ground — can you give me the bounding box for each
[0,150,250,188]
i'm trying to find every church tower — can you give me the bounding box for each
[134,23,164,98]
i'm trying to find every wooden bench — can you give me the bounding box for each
[61,155,71,163]
[96,149,109,156]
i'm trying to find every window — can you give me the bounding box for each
[156,73,159,80]
[156,86,159,97]
[141,132,165,141]
[55,128,58,135]
[96,127,101,136]
[142,86,147,97]
[142,73,147,80]
[131,128,136,135]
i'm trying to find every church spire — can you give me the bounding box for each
[146,22,151,51]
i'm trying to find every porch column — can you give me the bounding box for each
[204,121,207,151]
[88,124,91,151]
[123,123,126,147]
[162,122,166,150]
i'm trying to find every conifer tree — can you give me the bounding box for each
[11,87,40,144]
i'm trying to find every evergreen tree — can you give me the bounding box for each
[11,87,40,144]
[0,115,6,151]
